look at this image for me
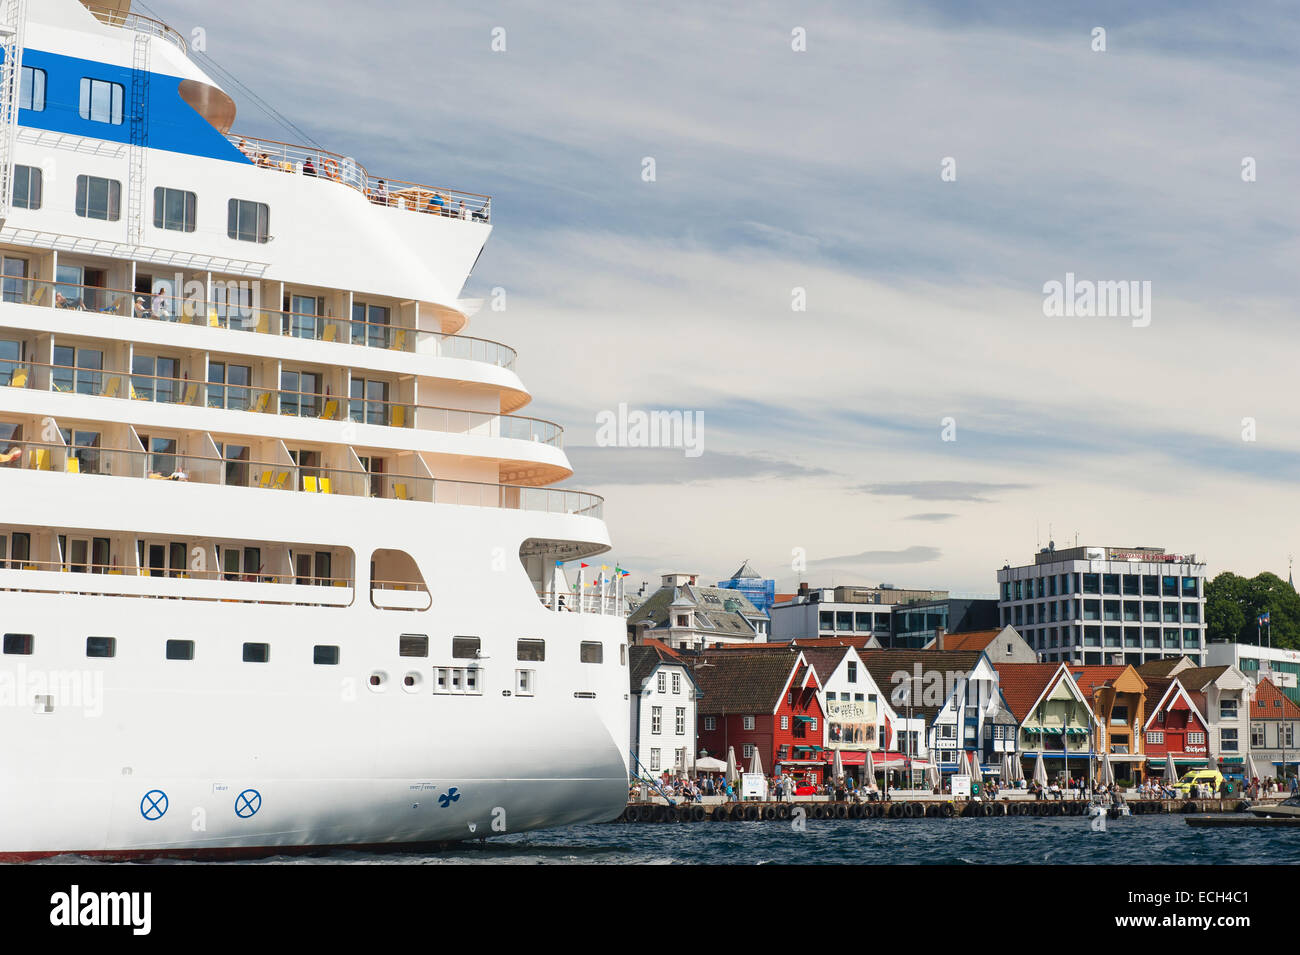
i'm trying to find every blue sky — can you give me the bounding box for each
[146,0,1300,593]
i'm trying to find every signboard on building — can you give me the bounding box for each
[828,699,877,751]
[741,773,767,800]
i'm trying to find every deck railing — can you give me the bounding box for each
[3,277,517,370]
[84,3,188,53]
[0,440,602,517]
[229,134,492,222]
[0,359,562,447]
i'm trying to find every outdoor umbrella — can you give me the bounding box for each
[832,749,844,783]
[1101,753,1115,787]
[926,762,940,790]
[864,749,876,790]
[1001,753,1013,783]
[749,748,764,777]
[726,747,739,784]
[1165,753,1178,782]
[968,751,982,786]
[1015,753,1026,783]
[1033,753,1048,787]
[696,756,727,774]
[1247,753,1263,782]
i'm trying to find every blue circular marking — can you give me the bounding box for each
[234,789,262,819]
[140,790,168,821]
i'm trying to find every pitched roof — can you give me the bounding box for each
[1251,678,1300,720]
[628,642,692,695]
[939,629,1002,652]
[1172,665,1232,692]
[1068,665,1147,696]
[727,560,762,580]
[1136,657,1187,679]
[859,649,984,723]
[628,583,767,638]
[992,663,1067,721]
[693,650,810,714]
[794,646,851,680]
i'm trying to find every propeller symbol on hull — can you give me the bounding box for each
[438,787,461,808]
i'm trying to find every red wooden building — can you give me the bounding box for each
[693,648,828,785]
[1142,676,1210,777]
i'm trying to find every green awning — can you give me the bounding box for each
[794,716,815,724]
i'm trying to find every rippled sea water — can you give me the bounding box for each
[54,814,1300,865]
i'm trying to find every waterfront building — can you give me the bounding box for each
[995,663,1095,784]
[1069,665,1150,783]
[1138,659,1252,779]
[890,597,1000,649]
[771,582,947,644]
[627,573,769,650]
[927,653,1014,779]
[1139,677,1211,780]
[693,648,827,786]
[997,544,1207,666]
[928,625,1037,662]
[628,640,700,778]
[1206,642,1300,706]
[1246,678,1300,780]
[715,559,775,614]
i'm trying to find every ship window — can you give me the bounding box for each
[166,639,194,661]
[227,199,269,243]
[19,67,45,111]
[313,645,339,665]
[2,633,33,655]
[12,165,41,210]
[86,637,116,658]
[399,633,428,657]
[75,175,121,221]
[517,638,545,661]
[452,636,480,659]
[153,187,197,233]
[516,669,535,696]
[580,641,603,664]
[242,642,270,663]
[79,78,124,125]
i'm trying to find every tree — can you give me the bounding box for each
[1206,571,1300,649]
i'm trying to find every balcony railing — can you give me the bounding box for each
[0,359,562,447]
[84,3,188,53]
[0,440,602,517]
[3,278,517,370]
[229,134,491,223]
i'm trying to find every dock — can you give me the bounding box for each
[619,798,1259,823]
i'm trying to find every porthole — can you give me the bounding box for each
[402,671,423,693]
[368,670,388,692]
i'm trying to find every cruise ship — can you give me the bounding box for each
[0,0,629,860]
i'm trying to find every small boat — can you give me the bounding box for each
[1247,795,1300,818]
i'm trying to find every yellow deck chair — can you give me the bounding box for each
[390,406,406,428]
[303,475,319,493]
[27,285,47,307]
[252,392,271,413]
[391,329,408,351]
[9,367,27,388]
[65,457,80,474]
[394,483,410,501]
[320,399,339,421]
[272,471,290,490]
[182,384,199,405]
[323,324,338,343]
[102,377,122,399]
[255,313,270,334]
[30,448,49,471]
[207,309,220,327]
[257,469,274,488]
[319,477,332,495]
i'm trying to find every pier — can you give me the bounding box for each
[618,797,1263,823]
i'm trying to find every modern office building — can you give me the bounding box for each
[770,583,948,643]
[1206,642,1300,706]
[891,597,1000,648]
[997,544,1207,667]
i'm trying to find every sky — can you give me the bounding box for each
[144,0,1300,595]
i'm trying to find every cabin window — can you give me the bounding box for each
[166,639,195,661]
[517,638,545,662]
[227,199,270,243]
[452,636,480,659]
[2,633,33,655]
[242,642,270,663]
[12,165,41,210]
[399,633,428,657]
[79,78,124,124]
[75,176,122,221]
[579,641,603,664]
[314,645,340,665]
[153,187,198,233]
[516,669,535,696]
[86,637,116,658]
[20,67,45,111]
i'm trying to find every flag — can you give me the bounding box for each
[1259,612,1271,625]
[580,563,588,568]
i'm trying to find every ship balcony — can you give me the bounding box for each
[82,2,188,53]
[0,358,561,448]
[6,278,513,370]
[228,134,491,224]
[0,438,603,517]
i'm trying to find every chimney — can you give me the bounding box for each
[935,626,946,651]
[798,581,809,596]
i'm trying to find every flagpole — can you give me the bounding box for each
[577,564,586,614]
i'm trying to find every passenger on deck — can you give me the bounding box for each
[256,153,273,168]
[373,180,389,206]
[0,448,22,464]
[303,157,317,177]
[152,288,170,320]
[55,292,70,308]
[458,200,469,220]
[134,297,149,318]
